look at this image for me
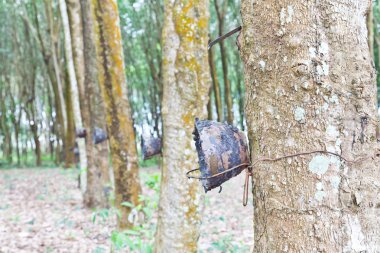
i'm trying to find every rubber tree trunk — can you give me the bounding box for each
[35,0,67,136]
[207,87,213,120]
[14,116,21,165]
[9,96,21,165]
[31,123,41,166]
[81,0,111,208]
[208,40,223,122]
[240,0,380,251]
[0,92,12,164]
[154,1,211,252]
[59,0,88,191]
[215,0,233,124]
[92,0,141,229]
[64,76,76,168]
[67,0,98,202]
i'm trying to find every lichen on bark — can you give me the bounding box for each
[240,0,380,252]
[92,0,141,229]
[154,0,211,252]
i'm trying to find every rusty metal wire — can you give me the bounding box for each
[186,150,367,206]
[208,26,242,50]
[186,163,251,180]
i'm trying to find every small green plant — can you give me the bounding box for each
[210,236,249,253]
[143,172,160,192]
[109,172,161,253]
[93,247,106,253]
[10,215,20,223]
[44,247,54,253]
[138,153,160,168]
[110,228,154,253]
[0,204,10,210]
[57,217,75,228]
[91,207,120,224]
[36,194,45,200]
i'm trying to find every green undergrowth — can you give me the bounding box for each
[91,172,161,253]
[0,153,56,170]
[201,235,250,253]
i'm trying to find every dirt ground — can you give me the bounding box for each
[0,168,253,253]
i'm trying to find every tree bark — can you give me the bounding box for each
[81,0,111,208]
[23,65,41,167]
[0,89,12,164]
[64,70,76,168]
[32,0,67,135]
[92,0,141,228]
[207,88,213,120]
[8,93,21,165]
[59,0,88,191]
[154,0,211,252]
[240,0,380,252]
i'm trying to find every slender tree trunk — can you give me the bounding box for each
[215,0,233,124]
[236,67,244,130]
[368,0,374,59]
[55,125,62,165]
[208,41,223,122]
[0,93,12,164]
[22,136,28,162]
[154,1,211,252]
[9,96,21,165]
[92,0,141,228]
[51,49,68,132]
[46,87,55,161]
[207,89,213,120]
[14,126,20,165]
[64,72,76,168]
[81,0,111,208]
[59,0,88,191]
[24,69,42,167]
[240,0,380,251]
[31,123,41,166]
[0,117,3,161]
[33,0,67,135]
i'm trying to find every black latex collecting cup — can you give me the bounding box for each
[193,119,249,192]
[141,136,162,160]
[92,127,107,145]
[76,128,87,138]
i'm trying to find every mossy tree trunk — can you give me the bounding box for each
[64,70,77,168]
[80,0,111,208]
[240,0,380,251]
[92,0,141,228]
[154,0,211,252]
[60,0,88,190]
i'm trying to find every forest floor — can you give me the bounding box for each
[0,167,253,253]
